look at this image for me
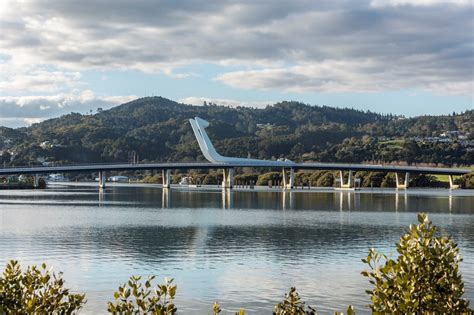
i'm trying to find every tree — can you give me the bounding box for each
[362,213,471,313]
[316,172,334,187]
[0,260,86,314]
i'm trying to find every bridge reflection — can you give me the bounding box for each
[87,186,474,214]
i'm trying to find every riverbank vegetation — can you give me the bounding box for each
[1,213,471,314]
[139,169,474,189]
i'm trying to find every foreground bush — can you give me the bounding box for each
[273,287,317,315]
[0,260,85,314]
[107,275,177,314]
[362,213,471,313]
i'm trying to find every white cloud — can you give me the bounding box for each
[0,91,136,127]
[0,67,82,93]
[370,0,470,7]
[0,0,472,99]
[216,59,474,97]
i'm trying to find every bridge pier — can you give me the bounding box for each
[282,168,295,190]
[395,172,410,189]
[222,168,234,189]
[99,171,106,189]
[339,170,354,189]
[449,175,460,189]
[162,169,171,189]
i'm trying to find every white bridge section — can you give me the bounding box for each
[189,117,296,189]
[189,117,295,167]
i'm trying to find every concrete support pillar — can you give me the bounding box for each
[162,169,171,189]
[339,170,354,189]
[282,168,295,190]
[99,171,106,189]
[395,172,409,189]
[222,168,234,189]
[449,175,460,189]
[33,174,40,188]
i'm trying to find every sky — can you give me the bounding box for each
[0,0,472,128]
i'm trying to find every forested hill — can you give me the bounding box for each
[0,97,472,166]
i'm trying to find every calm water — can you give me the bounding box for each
[0,184,473,314]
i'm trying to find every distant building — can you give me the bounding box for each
[49,174,68,181]
[108,176,129,182]
[40,141,53,149]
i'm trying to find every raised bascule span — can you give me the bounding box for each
[0,117,470,190]
[189,117,294,167]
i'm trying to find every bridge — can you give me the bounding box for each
[0,117,470,190]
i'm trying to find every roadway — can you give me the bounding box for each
[0,161,470,176]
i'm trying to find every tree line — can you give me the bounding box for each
[0,97,472,167]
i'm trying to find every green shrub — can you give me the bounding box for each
[256,172,282,186]
[381,173,396,187]
[362,213,472,313]
[107,275,177,314]
[142,174,162,183]
[273,287,316,315]
[203,173,220,185]
[234,173,259,185]
[461,173,474,189]
[212,301,246,314]
[0,260,86,314]
[316,172,334,187]
[361,171,385,187]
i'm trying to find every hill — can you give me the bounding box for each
[0,97,472,167]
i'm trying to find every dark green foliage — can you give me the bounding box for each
[273,287,316,315]
[461,173,474,189]
[203,172,220,185]
[409,174,442,187]
[1,97,472,167]
[256,172,282,186]
[360,171,385,187]
[381,173,396,187]
[0,260,86,314]
[234,173,259,185]
[107,276,177,314]
[362,213,471,313]
[316,172,335,187]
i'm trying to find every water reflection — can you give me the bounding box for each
[394,191,407,212]
[282,191,294,210]
[221,189,233,209]
[162,188,171,208]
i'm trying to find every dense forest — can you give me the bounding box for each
[0,97,472,167]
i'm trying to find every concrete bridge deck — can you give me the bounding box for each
[0,161,469,176]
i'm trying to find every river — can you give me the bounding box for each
[0,184,473,314]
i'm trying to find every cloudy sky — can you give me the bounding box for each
[0,0,472,127]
